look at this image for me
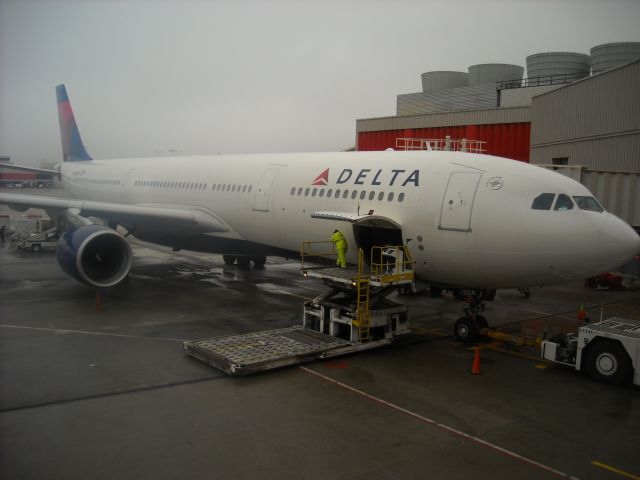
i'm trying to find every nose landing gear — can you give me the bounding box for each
[453,289,494,343]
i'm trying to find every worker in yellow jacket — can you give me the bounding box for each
[331,229,348,268]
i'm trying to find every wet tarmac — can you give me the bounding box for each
[1,235,640,480]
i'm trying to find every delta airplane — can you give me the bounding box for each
[1,85,639,309]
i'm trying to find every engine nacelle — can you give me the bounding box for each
[56,225,132,288]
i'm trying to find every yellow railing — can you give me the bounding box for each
[369,245,414,284]
[301,241,414,284]
[300,241,337,271]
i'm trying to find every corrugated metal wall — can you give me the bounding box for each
[397,85,497,115]
[530,60,640,172]
[357,123,531,161]
[357,107,530,132]
[582,171,640,227]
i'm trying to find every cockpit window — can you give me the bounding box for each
[573,196,604,212]
[554,194,574,211]
[531,193,555,210]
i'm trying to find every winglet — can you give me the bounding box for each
[56,84,92,161]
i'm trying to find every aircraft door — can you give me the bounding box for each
[253,168,280,212]
[439,172,482,232]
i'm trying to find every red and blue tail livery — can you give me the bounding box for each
[56,84,92,161]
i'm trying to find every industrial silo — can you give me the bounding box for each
[526,52,591,79]
[421,71,469,92]
[467,63,524,86]
[591,42,640,73]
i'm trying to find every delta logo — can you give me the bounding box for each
[311,168,420,187]
[311,168,329,186]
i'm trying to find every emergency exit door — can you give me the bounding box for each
[438,172,482,232]
[253,168,280,212]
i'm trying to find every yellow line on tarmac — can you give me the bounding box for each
[482,344,545,363]
[591,461,640,480]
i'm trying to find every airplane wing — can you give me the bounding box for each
[0,193,229,233]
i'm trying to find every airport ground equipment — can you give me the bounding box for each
[13,226,59,252]
[541,317,640,386]
[184,244,415,376]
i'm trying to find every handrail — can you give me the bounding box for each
[497,72,589,91]
[369,245,414,283]
[395,137,487,154]
[300,240,336,271]
[301,241,414,284]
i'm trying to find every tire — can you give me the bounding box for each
[583,340,632,385]
[223,255,236,265]
[31,244,41,252]
[251,256,266,268]
[236,256,251,268]
[454,317,478,343]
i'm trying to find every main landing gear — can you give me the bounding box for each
[453,289,495,343]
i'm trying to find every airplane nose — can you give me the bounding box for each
[598,214,640,270]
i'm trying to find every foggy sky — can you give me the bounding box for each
[1,0,639,166]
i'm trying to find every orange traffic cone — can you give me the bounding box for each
[471,348,482,375]
[96,291,103,311]
[577,305,586,322]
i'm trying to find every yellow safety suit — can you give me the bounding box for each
[331,230,348,268]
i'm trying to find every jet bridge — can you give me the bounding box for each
[183,243,415,376]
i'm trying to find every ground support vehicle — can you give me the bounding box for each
[13,227,59,252]
[184,244,414,375]
[541,317,640,385]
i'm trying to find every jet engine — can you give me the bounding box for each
[56,225,132,288]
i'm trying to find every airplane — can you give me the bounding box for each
[1,85,638,340]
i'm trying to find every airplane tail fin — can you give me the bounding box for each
[56,84,92,161]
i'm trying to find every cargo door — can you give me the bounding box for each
[253,168,280,212]
[439,172,482,232]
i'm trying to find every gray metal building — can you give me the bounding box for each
[530,59,640,171]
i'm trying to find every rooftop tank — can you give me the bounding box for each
[467,63,524,86]
[526,52,591,79]
[591,42,640,73]
[421,71,469,92]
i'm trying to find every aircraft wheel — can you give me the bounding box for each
[583,340,632,385]
[252,256,266,268]
[236,256,251,268]
[223,255,236,265]
[454,317,478,343]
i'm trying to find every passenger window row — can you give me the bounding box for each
[78,178,121,185]
[289,186,405,203]
[531,193,603,212]
[134,180,207,190]
[212,184,253,193]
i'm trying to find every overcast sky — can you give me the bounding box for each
[1,0,639,165]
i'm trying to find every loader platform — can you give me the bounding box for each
[184,326,389,376]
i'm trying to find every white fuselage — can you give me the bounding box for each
[58,150,639,289]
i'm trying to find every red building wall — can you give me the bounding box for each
[0,172,36,180]
[357,122,531,162]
